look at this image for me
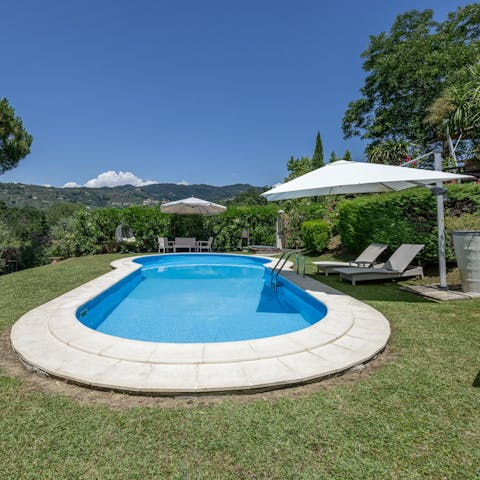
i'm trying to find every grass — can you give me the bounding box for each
[1,254,479,479]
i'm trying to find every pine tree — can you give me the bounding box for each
[329,151,338,163]
[343,149,352,161]
[311,132,324,169]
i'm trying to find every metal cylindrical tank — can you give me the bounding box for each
[452,231,480,293]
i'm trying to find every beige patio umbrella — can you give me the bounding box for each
[160,197,226,216]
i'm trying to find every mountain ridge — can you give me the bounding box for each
[0,182,263,209]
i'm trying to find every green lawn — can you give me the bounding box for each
[1,254,479,479]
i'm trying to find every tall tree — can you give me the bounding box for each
[342,5,480,150]
[311,132,324,169]
[329,151,338,163]
[0,98,33,174]
[285,155,312,181]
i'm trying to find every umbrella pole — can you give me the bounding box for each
[434,152,448,290]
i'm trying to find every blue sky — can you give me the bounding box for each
[0,0,473,187]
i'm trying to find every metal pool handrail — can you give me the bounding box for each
[270,249,301,290]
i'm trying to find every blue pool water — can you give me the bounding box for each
[77,254,327,343]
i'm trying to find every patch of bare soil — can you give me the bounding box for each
[0,329,398,410]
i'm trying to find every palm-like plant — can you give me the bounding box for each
[426,62,480,136]
[366,140,419,165]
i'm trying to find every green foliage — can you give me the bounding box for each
[0,182,259,209]
[49,206,171,257]
[206,205,279,251]
[338,183,480,263]
[366,140,420,165]
[311,132,324,169]
[0,202,49,271]
[342,5,480,149]
[1,255,479,479]
[0,98,33,174]
[45,202,83,226]
[285,155,312,181]
[301,219,330,253]
[426,61,480,158]
[226,187,267,206]
[329,151,338,162]
[343,149,352,161]
[445,213,480,232]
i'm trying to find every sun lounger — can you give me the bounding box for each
[312,243,388,275]
[335,244,424,285]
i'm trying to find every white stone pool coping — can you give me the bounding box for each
[10,254,390,394]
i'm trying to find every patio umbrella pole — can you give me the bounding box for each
[434,151,448,290]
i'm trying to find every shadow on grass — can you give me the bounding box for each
[309,274,432,304]
[473,370,480,388]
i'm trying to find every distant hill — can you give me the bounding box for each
[0,182,263,209]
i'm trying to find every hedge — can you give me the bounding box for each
[301,219,330,253]
[338,183,480,264]
[47,201,341,259]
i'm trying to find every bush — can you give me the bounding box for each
[301,219,330,253]
[445,213,480,232]
[206,205,279,251]
[338,183,480,264]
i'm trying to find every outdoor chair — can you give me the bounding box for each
[174,237,197,252]
[312,243,388,276]
[115,224,136,245]
[197,237,214,252]
[335,244,425,286]
[158,236,174,253]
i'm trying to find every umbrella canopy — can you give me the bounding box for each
[262,158,475,289]
[160,196,226,215]
[262,160,471,201]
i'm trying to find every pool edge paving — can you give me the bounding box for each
[10,254,390,394]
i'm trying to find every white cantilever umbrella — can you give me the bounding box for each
[160,196,226,216]
[262,160,471,200]
[262,157,474,288]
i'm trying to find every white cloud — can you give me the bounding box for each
[42,184,52,188]
[62,171,158,188]
[176,180,191,186]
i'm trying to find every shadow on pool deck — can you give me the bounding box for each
[308,273,433,304]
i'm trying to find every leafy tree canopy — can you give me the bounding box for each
[285,156,311,181]
[226,187,267,206]
[0,98,33,174]
[342,5,480,150]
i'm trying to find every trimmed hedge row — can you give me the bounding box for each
[338,183,480,263]
[48,202,339,258]
[49,205,281,257]
[301,219,330,253]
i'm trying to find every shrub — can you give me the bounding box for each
[445,213,480,232]
[301,219,330,253]
[206,205,279,251]
[338,183,480,264]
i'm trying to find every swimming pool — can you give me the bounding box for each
[77,254,327,343]
[11,254,390,394]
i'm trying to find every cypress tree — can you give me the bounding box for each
[311,132,324,169]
